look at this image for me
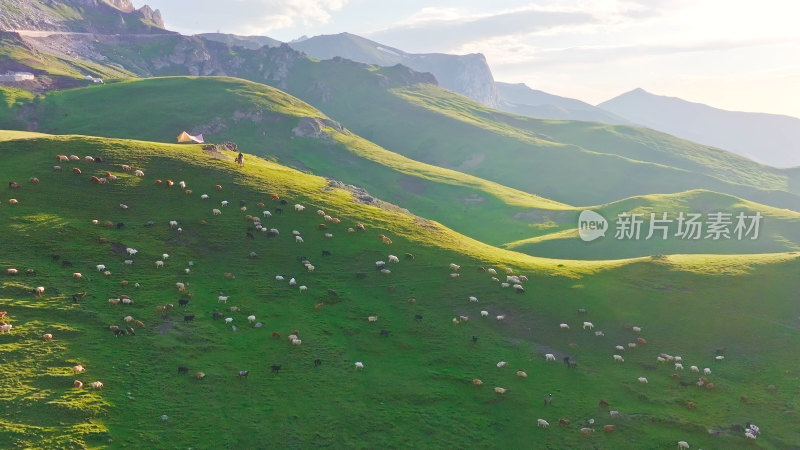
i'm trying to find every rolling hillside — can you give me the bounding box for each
[2,77,799,260]
[1,131,799,448]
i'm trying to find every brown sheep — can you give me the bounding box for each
[29,177,39,184]
[72,168,82,175]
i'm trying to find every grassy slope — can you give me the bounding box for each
[1,132,799,449]
[505,190,800,259]
[278,63,800,210]
[2,78,799,261]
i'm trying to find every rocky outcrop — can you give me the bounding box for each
[0,0,168,33]
[292,117,344,139]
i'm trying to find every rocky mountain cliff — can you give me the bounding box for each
[0,0,168,34]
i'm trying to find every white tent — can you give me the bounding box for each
[177,131,204,144]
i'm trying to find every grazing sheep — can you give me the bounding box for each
[480,310,489,317]
[90,381,104,390]
[496,315,505,321]
[704,368,711,375]
[355,362,364,370]
[247,315,256,323]
[452,317,460,325]
[96,264,106,272]
[613,355,624,362]
[134,170,144,177]
[469,296,478,302]
[225,317,233,324]
[135,320,144,328]
[218,295,229,304]
[449,263,461,271]
[627,343,637,349]
[74,380,83,389]
[292,339,302,345]
[715,355,725,360]
[196,372,206,380]
[6,268,18,275]
[381,269,391,275]
[121,298,133,305]
[637,377,648,384]
[560,323,570,330]
[632,326,642,333]
[176,282,186,291]
[212,208,221,216]
[299,285,307,292]
[609,410,620,418]
[516,370,527,378]
[155,260,164,268]
[0,324,12,334]
[289,278,296,286]
[368,316,378,322]
[494,387,507,394]
[472,379,483,386]
[675,363,684,371]
[487,268,497,275]
[295,236,304,243]
[43,333,53,341]
[595,331,605,336]
[73,365,85,374]
[678,441,690,449]
[580,428,595,435]
[603,425,616,432]
[545,354,556,361]
[108,298,120,305]
[690,365,700,372]
[294,204,305,212]
[169,220,178,228]
[34,286,45,296]
[240,206,247,212]
[388,255,399,263]
[537,419,549,428]
[582,321,594,330]
[500,282,509,287]
[497,361,508,368]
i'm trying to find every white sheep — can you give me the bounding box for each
[176,282,185,291]
[637,377,648,384]
[381,269,391,275]
[678,441,690,449]
[582,321,594,330]
[299,285,307,292]
[295,236,304,243]
[480,310,489,317]
[247,315,256,323]
[294,204,305,212]
[609,410,620,418]
[487,268,497,275]
[355,362,364,370]
[201,194,209,199]
[368,316,378,322]
[169,220,178,228]
[388,255,399,263]
[96,264,106,271]
[469,296,478,302]
[155,260,164,268]
[496,315,505,321]
[497,361,507,368]
[545,353,556,361]
[324,233,333,238]
[213,208,221,216]
[537,419,549,428]
[240,206,247,213]
[613,354,624,362]
[275,275,284,281]
[126,247,138,256]
[134,170,144,177]
[559,323,570,330]
[124,259,134,265]
[34,286,45,296]
[221,200,229,207]
[218,295,229,303]
[121,298,133,304]
[632,326,642,333]
[119,203,128,210]
[500,282,509,288]
[449,263,460,271]
[494,387,507,394]
[179,181,186,189]
[675,363,684,371]
[289,278,296,286]
[690,365,699,372]
[0,323,13,333]
[595,331,605,336]
[225,317,233,324]
[616,345,625,351]
[704,368,711,375]
[263,210,272,217]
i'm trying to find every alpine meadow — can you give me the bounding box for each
[1,1,799,449]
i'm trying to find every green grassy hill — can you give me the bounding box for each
[1,131,799,448]
[3,77,798,260]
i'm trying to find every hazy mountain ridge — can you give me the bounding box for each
[201,32,499,108]
[600,88,800,168]
[496,82,630,124]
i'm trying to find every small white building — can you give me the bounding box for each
[0,71,34,82]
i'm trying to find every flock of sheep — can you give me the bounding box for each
[1,150,756,446]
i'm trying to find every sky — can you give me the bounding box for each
[155,0,800,118]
